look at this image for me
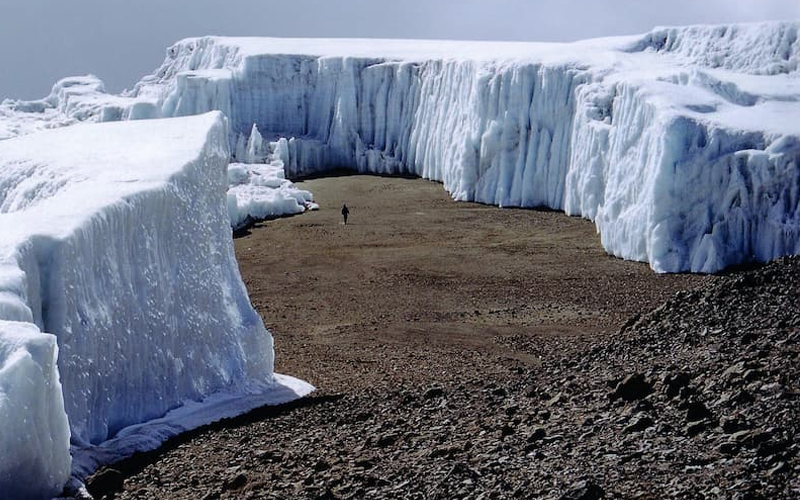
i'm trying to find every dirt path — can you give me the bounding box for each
[235,175,706,394]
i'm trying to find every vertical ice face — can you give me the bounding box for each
[222,56,587,212]
[0,113,288,498]
[152,33,798,273]
[45,159,274,445]
[0,321,70,500]
[1,23,798,273]
[566,77,800,273]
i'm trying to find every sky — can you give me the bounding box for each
[1,0,798,100]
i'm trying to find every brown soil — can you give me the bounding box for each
[236,174,706,394]
[88,174,760,500]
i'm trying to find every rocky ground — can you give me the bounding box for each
[84,176,798,499]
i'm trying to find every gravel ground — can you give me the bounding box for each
[83,176,797,499]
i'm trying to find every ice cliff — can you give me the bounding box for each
[0,19,798,499]
[4,22,797,273]
[0,113,312,499]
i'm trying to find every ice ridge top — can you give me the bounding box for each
[627,21,800,74]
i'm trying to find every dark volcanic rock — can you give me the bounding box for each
[662,371,692,399]
[92,257,800,500]
[526,427,547,443]
[560,479,605,500]
[623,415,654,434]
[685,400,713,422]
[612,373,653,401]
[86,468,125,497]
[222,473,248,491]
[685,420,708,436]
[423,387,445,399]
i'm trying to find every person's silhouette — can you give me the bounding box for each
[341,204,350,225]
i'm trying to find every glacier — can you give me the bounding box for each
[0,112,312,499]
[0,19,797,499]
[2,22,797,273]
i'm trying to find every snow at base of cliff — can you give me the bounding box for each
[227,124,318,229]
[228,162,317,229]
[0,113,313,499]
[3,21,797,273]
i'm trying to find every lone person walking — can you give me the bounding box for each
[341,203,350,225]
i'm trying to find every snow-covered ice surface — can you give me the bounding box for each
[0,76,136,141]
[3,21,797,273]
[0,112,313,499]
[0,78,318,231]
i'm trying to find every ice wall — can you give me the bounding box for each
[0,113,311,498]
[566,81,800,272]
[2,22,799,272]
[133,24,800,272]
[0,321,70,500]
[228,55,587,210]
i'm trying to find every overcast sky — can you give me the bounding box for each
[1,0,798,100]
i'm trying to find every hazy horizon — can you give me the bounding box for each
[1,0,798,100]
